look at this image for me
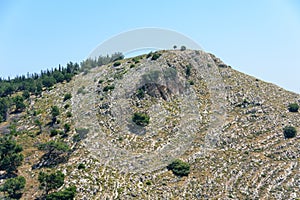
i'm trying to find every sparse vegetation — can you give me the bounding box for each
[63,93,72,101]
[288,103,299,112]
[1,49,300,199]
[77,86,86,94]
[283,126,297,138]
[167,159,190,176]
[132,112,150,126]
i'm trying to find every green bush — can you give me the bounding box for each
[78,163,85,170]
[146,52,152,58]
[38,141,70,160]
[66,112,72,118]
[186,64,192,77]
[180,46,186,51]
[145,180,152,185]
[103,85,115,92]
[113,62,121,67]
[22,90,30,99]
[132,112,150,126]
[72,134,80,142]
[283,126,297,138]
[64,123,71,133]
[0,136,23,174]
[38,171,65,194]
[288,103,299,112]
[167,159,190,176]
[77,86,86,94]
[13,96,26,112]
[136,88,145,99]
[50,129,59,137]
[151,53,161,60]
[0,176,26,199]
[51,106,60,123]
[45,186,76,200]
[63,93,72,101]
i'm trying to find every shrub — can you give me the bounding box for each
[77,86,86,94]
[136,88,145,99]
[45,186,76,200]
[283,126,297,138]
[66,112,72,118]
[186,64,192,77]
[167,159,190,176]
[22,90,30,99]
[38,141,70,161]
[50,129,59,137]
[132,112,150,126]
[180,46,186,51]
[113,62,121,67]
[38,171,65,194]
[63,93,72,101]
[78,163,85,170]
[151,53,161,61]
[51,106,60,119]
[14,96,26,112]
[103,85,115,92]
[0,176,26,199]
[64,123,71,133]
[132,57,140,64]
[288,103,299,112]
[145,180,152,185]
[64,104,70,109]
[72,134,80,143]
[0,136,23,174]
[130,64,135,68]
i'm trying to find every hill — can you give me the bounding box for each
[0,50,299,199]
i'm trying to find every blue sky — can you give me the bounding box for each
[0,0,300,93]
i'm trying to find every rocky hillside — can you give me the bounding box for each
[0,50,299,199]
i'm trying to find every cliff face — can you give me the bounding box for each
[2,50,299,199]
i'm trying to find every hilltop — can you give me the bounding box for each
[0,49,299,199]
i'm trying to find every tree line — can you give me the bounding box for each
[0,52,124,123]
